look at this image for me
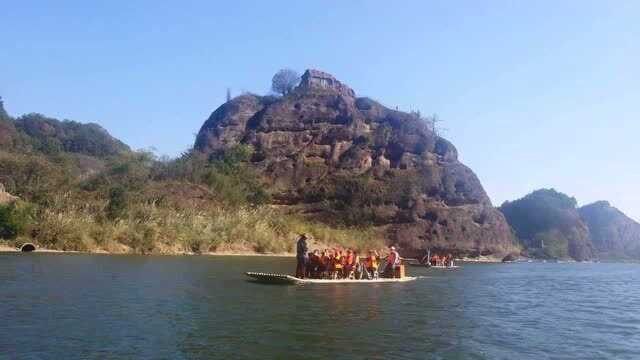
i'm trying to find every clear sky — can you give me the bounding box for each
[2,1,639,220]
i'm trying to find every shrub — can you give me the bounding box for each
[106,186,128,220]
[0,202,32,239]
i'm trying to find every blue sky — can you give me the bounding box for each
[2,1,639,220]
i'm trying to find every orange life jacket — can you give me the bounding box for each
[319,256,328,266]
[366,256,378,269]
[334,255,343,269]
[345,254,355,266]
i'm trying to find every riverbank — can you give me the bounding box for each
[0,241,509,261]
[0,243,295,257]
[459,255,503,263]
[0,243,507,262]
[0,244,73,253]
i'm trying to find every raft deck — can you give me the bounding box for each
[246,272,417,285]
[408,263,460,269]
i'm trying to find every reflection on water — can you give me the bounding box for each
[1,253,639,359]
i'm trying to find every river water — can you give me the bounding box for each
[1,253,639,360]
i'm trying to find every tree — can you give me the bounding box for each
[410,111,445,138]
[271,69,300,96]
[106,186,128,220]
[0,96,8,121]
[0,202,31,240]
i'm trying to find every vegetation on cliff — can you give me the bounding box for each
[0,97,383,254]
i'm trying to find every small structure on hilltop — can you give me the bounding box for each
[296,69,355,97]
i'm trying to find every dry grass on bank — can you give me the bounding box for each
[8,194,385,255]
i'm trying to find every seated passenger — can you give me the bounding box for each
[343,249,356,279]
[317,250,329,278]
[305,252,315,278]
[332,249,343,279]
[309,250,322,278]
[353,251,364,279]
[327,250,336,278]
[365,250,379,279]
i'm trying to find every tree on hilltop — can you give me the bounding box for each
[271,69,300,96]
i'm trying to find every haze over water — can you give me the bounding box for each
[1,253,639,359]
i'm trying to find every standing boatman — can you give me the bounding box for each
[385,246,401,278]
[296,234,309,278]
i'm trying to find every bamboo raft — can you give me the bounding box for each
[245,272,418,285]
[408,263,460,269]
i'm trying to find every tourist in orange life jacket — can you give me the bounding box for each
[307,250,321,278]
[343,249,356,279]
[365,250,380,279]
[353,250,364,279]
[327,250,336,277]
[317,250,329,278]
[332,249,344,279]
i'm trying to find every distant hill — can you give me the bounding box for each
[0,99,129,158]
[500,189,640,261]
[579,201,640,259]
[15,113,129,157]
[499,189,595,261]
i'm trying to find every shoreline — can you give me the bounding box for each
[0,244,295,257]
[0,244,497,261]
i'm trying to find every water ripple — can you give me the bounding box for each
[1,255,640,359]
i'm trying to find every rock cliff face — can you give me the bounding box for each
[195,70,516,257]
[579,201,640,259]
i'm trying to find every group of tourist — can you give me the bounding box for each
[295,234,401,280]
[426,254,455,267]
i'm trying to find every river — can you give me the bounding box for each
[1,253,639,359]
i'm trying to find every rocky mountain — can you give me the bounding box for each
[579,201,640,259]
[195,69,517,257]
[499,189,595,261]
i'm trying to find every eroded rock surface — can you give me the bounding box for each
[195,69,516,257]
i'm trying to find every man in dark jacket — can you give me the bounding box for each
[296,234,309,278]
